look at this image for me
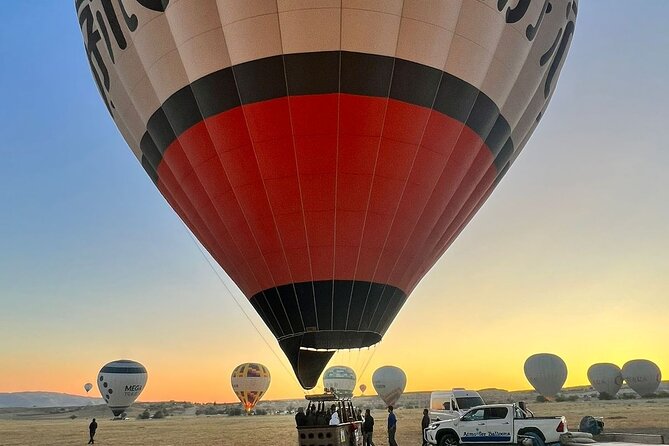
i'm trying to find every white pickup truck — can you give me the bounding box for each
[424,404,567,446]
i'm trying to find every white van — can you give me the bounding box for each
[429,389,485,421]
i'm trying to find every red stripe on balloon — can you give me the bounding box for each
[156,94,497,298]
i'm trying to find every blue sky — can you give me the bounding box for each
[0,2,668,402]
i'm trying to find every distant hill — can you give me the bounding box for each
[0,392,103,408]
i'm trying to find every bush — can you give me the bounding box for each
[656,391,669,398]
[228,408,243,416]
[535,395,548,403]
[620,393,637,400]
[138,409,151,420]
[255,409,268,415]
[204,406,219,416]
[598,392,613,400]
[152,410,165,419]
[69,415,77,420]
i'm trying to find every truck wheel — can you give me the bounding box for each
[438,433,459,446]
[524,432,546,446]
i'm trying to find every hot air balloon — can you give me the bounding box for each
[323,366,356,398]
[84,382,93,393]
[587,363,622,397]
[359,384,367,396]
[622,359,661,397]
[231,363,271,413]
[76,0,578,389]
[97,359,147,417]
[524,353,567,399]
[372,366,406,407]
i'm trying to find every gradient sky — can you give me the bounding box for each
[0,2,667,404]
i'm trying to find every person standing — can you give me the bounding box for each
[88,418,97,444]
[421,409,431,446]
[295,407,307,426]
[387,406,398,446]
[329,409,341,425]
[363,408,375,446]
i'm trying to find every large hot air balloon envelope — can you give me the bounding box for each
[84,382,93,393]
[231,363,271,412]
[372,366,406,407]
[323,366,356,398]
[587,363,622,397]
[76,0,577,389]
[622,359,661,397]
[524,353,567,399]
[97,359,147,416]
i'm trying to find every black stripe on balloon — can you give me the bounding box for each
[139,51,515,182]
[248,280,407,343]
[99,366,147,374]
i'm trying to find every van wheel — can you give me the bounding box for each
[524,432,546,446]
[438,433,459,446]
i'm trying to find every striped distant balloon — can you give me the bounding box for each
[76,0,578,389]
[323,366,357,398]
[373,366,407,407]
[97,360,148,417]
[231,363,271,413]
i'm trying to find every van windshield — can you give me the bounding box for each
[456,397,484,410]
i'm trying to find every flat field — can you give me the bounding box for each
[1,399,668,446]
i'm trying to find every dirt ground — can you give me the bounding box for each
[0,400,668,445]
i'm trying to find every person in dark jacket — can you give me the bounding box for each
[88,418,97,444]
[421,409,431,445]
[362,409,375,446]
[295,407,307,427]
[387,406,398,446]
[306,405,317,426]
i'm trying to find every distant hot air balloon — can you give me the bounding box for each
[231,363,271,413]
[97,360,147,417]
[76,1,578,389]
[359,384,367,396]
[587,363,623,397]
[622,359,661,397]
[524,353,567,399]
[323,366,356,398]
[372,366,406,407]
[84,382,93,393]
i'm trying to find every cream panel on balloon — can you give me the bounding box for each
[395,17,454,71]
[341,8,402,58]
[401,0,461,32]
[279,7,341,54]
[343,0,404,16]
[216,0,278,26]
[278,0,341,12]
[222,12,283,65]
[176,27,232,84]
[164,0,221,45]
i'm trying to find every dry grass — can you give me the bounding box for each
[0,400,668,445]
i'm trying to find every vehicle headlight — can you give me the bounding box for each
[427,423,439,430]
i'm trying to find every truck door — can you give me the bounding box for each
[482,407,512,443]
[458,408,486,443]
[458,407,512,443]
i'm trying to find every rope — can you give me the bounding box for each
[183,227,305,392]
